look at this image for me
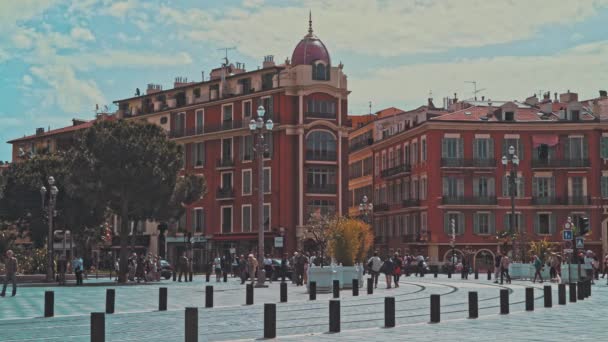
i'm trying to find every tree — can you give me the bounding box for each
[157,174,207,223]
[327,217,374,266]
[67,120,184,283]
[306,213,332,267]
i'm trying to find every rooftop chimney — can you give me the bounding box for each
[554,92,558,102]
[524,94,538,106]
[263,55,275,68]
[174,76,191,88]
[146,83,163,95]
[559,90,578,103]
[35,127,44,136]
[600,90,607,99]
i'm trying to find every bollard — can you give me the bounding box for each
[329,300,340,333]
[525,287,534,311]
[105,289,115,314]
[189,272,193,282]
[223,271,227,283]
[159,287,167,311]
[280,282,287,303]
[185,307,198,342]
[500,289,509,315]
[584,280,590,298]
[558,283,566,305]
[352,279,359,296]
[367,278,373,295]
[468,291,478,319]
[309,281,317,300]
[434,270,438,278]
[543,285,552,308]
[447,271,452,279]
[474,270,478,280]
[264,303,276,339]
[487,269,492,281]
[205,286,213,308]
[569,283,577,303]
[246,283,254,305]
[91,312,105,342]
[385,297,395,328]
[333,280,340,298]
[577,281,584,301]
[205,273,210,282]
[173,270,176,282]
[430,294,440,323]
[587,279,592,297]
[44,291,54,318]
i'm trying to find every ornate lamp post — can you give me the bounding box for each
[501,145,521,262]
[358,195,374,224]
[40,176,59,282]
[249,105,273,288]
[450,218,456,272]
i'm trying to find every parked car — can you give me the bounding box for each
[270,259,293,281]
[160,259,173,279]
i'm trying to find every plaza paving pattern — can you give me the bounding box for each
[0,275,605,341]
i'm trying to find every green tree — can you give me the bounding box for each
[67,120,184,283]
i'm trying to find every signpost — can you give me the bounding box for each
[562,230,573,241]
[274,237,284,248]
[575,237,584,249]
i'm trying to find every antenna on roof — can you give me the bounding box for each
[218,47,236,66]
[465,81,486,101]
[308,10,313,34]
[369,101,372,116]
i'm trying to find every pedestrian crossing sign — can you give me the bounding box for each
[562,230,573,241]
[575,237,584,249]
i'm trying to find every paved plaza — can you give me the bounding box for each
[0,275,606,341]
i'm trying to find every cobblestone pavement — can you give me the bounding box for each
[0,275,605,341]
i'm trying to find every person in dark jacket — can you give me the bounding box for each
[382,256,394,289]
[1,250,18,297]
[392,253,403,288]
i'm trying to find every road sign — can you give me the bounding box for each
[274,236,284,248]
[564,222,572,230]
[575,237,584,249]
[190,236,206,244]
[562,230,573,241]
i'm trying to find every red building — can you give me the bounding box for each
[369,92,608,270]
[113,19,349,265]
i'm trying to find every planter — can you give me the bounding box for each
[307,266,335,293]
[340,265,363,289]
[561,264,582,283]
[509,263,530,279]
[528,264,551,280]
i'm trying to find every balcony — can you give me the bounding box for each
[307,184,337,194]
[216,187,234,199]
[401,234,417,243]
[375,203,389,212]
[380,164,411,178]
[168,121,244,139]
[531,158,590,168]
[442,196,497,205]
[306,111,336,119]
[402,199,421,207]
[349,139,373,152]
[216,157,234,168]
[531,196,566,205]
[441,158,496,167]
[306,150,337,161]
[568,196,591,205]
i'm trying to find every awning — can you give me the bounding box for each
[532,135,559,148]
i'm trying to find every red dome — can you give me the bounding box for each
[291,16,331,66]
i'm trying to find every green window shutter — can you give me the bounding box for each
[458,138,464,158]
[473,213,479,234]
[488,138,494,158]
[602,138,608,159]
[442,177,448,196]
[602,177,608,197]
[503,213,509,231]
[473,139,479,159]
[441,139,447,158]
[473,178,479,197]
[550,177,555,197]
[549,214,556,235]
[457,179,464,197]
[489,212,495,235]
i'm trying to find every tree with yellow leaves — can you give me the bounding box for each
[528,239,559,263]
[327,217,374,266]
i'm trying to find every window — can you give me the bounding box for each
[502,175,524,197]
[221,206,233,233]
[263,167,271,193]
[504,213,523,232]
[533,177,554,198]
[473,138,494,160]
[420,178,427,200]
[195,110,204,134]
[503,138,523,160]
[243,101,252,121]
[571,176,584,198]
[239,78,252,95]
[221,138,232,161]
[443,177,464,197]
[307,99,336,118]
[193,88,201,98]
[174,112,186,135]
[374,155,380,176]
[442,138,463,159]
[242,136,253,161]
[602,176,608,198]
[192,208,204,233]
[473,177,495,197]
[312,62,329,81]
[565,136,588,160]
[307,167,336,191]
[263,132,273,158]
[221,172,233,189]
[381,152,387,171]
[395,146,402,165]
[306,131,337,161]
[421,138,427,162]
[264,204,271,231]
[260,96,274,120]
[388,149,394,168]
[534,213,554,235]
[504,112,514,121]
[444,212,464,235]
[193,142,205,167]
[222,105,233,129]
[411,142,418,165]
[474,212,494,235]
[261,73,274,90]
[242,169,252,195]
[421,212,428,236]
[601,137,608,159]
[308,200,335,217]
[412,179,419,199]
[534,143,556,162]
[242,205,251,232]
[402,180,410,200]
[363,157,373,176]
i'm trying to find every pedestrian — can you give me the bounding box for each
[1,250,18,297]
[381,256,394,289]
[264,254,274,283]
[156,256,162,281]
[532,254,543,283]
[392,252,402,288]
[178,253,188,282]
[367,251,382,288]
[602,254,608,279]
[280,254,288,282]
[501,254,511,284]
[128,253,137,282]
[294,252,305,286]
[135,254,146,283]
[247,254,258,285]
[239,255,247,284]
[73,254,84,286]
[461,257,468,280]
[416,254,426,276]
[303,254,309,285]
[549,254,559,282]
[584,251,594,284]
[213,255,222,282]
[494,252,502,283]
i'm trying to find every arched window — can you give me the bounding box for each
[306,130,337,161]
[312,62,330,81]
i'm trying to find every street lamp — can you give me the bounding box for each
[501,145,522,262]
[450,218,456,272]
[358,195,374,224]
[40,176,59,282]
[249,105,273,288]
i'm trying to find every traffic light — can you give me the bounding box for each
[578,217,590,236]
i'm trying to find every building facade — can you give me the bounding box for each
[113,20,349,266]
[367,92,608,271]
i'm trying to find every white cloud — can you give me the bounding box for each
[242,0,264,8]
[0,48,8,62]
[116,32,141,42]
[348,40,608,113]
[0,0,62,30]
[70,27,95,41]
[103,0,139,18]
[22,74,33,85]
[53,51,193,71]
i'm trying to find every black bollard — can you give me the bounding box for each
[205,286,213,308]
[185,307,198,342]
[544,285,552,308]
[448,271,452,279]
[173,270,176,282]
[352,279,359,296]
[385,297,395,328]
[333,280,340,298]
[309,281,317,300]
[91,312,105,342]
[264,303,276,339]
[487,269,492,281]
[280,282,287,303]
[105,289,115,314]
[434,270,438,278]
[468,291,478,319]
[587,279,592,297]
[500,289,509,315]
[205,273,210,282]
[329,300,340,333]
[189,271,193,282]
[569,283,577,303]
[577,281,584,300]
[159,287,167,311]
[367,278,373,295]
[430,294,440,323]
[558,283,566,305]
[474,270,478,280]
[223,271,227,283]
[525,287,534,311]
[44,291,54,318]
[246,283,254,305]
[584,280,590,298]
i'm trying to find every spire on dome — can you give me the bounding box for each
[308,10,313,35]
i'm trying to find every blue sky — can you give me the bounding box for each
[2,0,608,161]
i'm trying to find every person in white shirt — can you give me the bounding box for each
[367,251,383,288]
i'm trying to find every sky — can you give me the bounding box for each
[1,0,608,161]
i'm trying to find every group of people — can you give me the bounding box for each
[121,252,164,283]
[367,252,427,289]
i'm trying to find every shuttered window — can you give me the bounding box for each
[502,175,524,197]
[474,212,494,235]
[534,213,555,235]
[503,138,523,160]
[444,212,465,235]
[473,138,494,159]
[601,137,608,159]
[442,138,463,159]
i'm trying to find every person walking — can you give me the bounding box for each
[213,255,222,282]
[1,250,18,297]
[381,256,394,289]
[73,255,84,286]
[461,257,468,280]
[264,254,274,283]
[532,254,544,283]
[367,251,382,288]
[392,253,402,288]
[238,255,247,284]
[178,253,188,282]
[302,254,309,285]
[583,251,594,284]
[247,254,258,285]
[280,254,288,282]
[493,252,502,284]
[294,252,305,286]
[500,254,511,284]
[415,254,425,277]
[602,255,608,279]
